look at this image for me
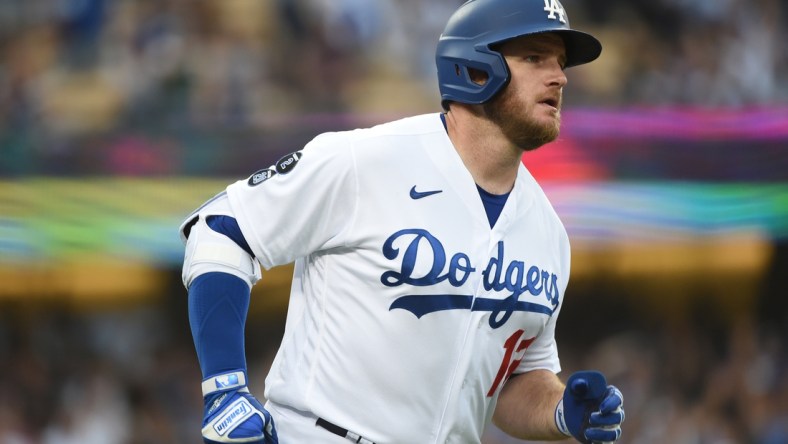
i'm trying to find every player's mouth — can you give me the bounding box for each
[538,96,561,111]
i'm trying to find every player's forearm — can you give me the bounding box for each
[188,272,251,377]
[492,369,567,440]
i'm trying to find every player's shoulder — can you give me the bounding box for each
[362,113,445,138]
[301,113,446,165]
[315,113,444,146]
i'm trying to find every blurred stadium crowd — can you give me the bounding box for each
[0,0,787,443]
[1,0,787,176]
[1,275,787,444]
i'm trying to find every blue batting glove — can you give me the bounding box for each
[201,370,278,444]
[555,370,624,443]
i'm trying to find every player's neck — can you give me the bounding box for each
[444,109,521,195]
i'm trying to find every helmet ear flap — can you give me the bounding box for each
[436,44,510,110]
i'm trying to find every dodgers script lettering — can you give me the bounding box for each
[381,228,561,328]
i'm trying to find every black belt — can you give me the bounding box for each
[316,417,376,444]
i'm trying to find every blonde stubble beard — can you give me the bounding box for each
[483,91,562,152]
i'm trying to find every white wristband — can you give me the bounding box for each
[202,370,247,396]
[555,398,571,437]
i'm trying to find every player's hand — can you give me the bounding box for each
[200,371,278,444]
[555,370,624,443]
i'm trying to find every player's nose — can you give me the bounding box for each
[547,60,568,87]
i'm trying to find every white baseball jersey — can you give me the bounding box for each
[225,113,570,444]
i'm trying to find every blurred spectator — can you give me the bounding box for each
[0,284,786,443]
[0,0,786,175]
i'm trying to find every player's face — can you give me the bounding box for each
[483,33,568,151]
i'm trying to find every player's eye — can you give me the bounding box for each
[525,54,567,71]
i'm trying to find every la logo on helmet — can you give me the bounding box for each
[543,0,566,23]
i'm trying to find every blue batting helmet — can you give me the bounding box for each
[436,0,602,109]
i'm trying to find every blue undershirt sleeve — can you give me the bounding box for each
[188,272,250,378]
[206,215,254,257]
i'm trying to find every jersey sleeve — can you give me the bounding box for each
[225,132,358,269]
[513,303,562,374]
[514,219,571,375]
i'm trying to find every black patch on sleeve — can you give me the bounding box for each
[247,150,303,186]
[248,168,276,186]
[275,151,302,175]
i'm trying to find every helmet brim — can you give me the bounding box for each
[554,29,602,68]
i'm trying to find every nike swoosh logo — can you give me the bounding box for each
[410,186,443,199]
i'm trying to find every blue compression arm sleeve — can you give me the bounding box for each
[188,272,250,378]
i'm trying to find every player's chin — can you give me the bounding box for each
[539,117,562,139]
[532,114,561,136]
[542,114,562,134]
[515,123,560,151]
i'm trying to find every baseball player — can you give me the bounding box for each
[180,0,625,443]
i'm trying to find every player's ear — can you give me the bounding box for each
[467,67,489,86]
